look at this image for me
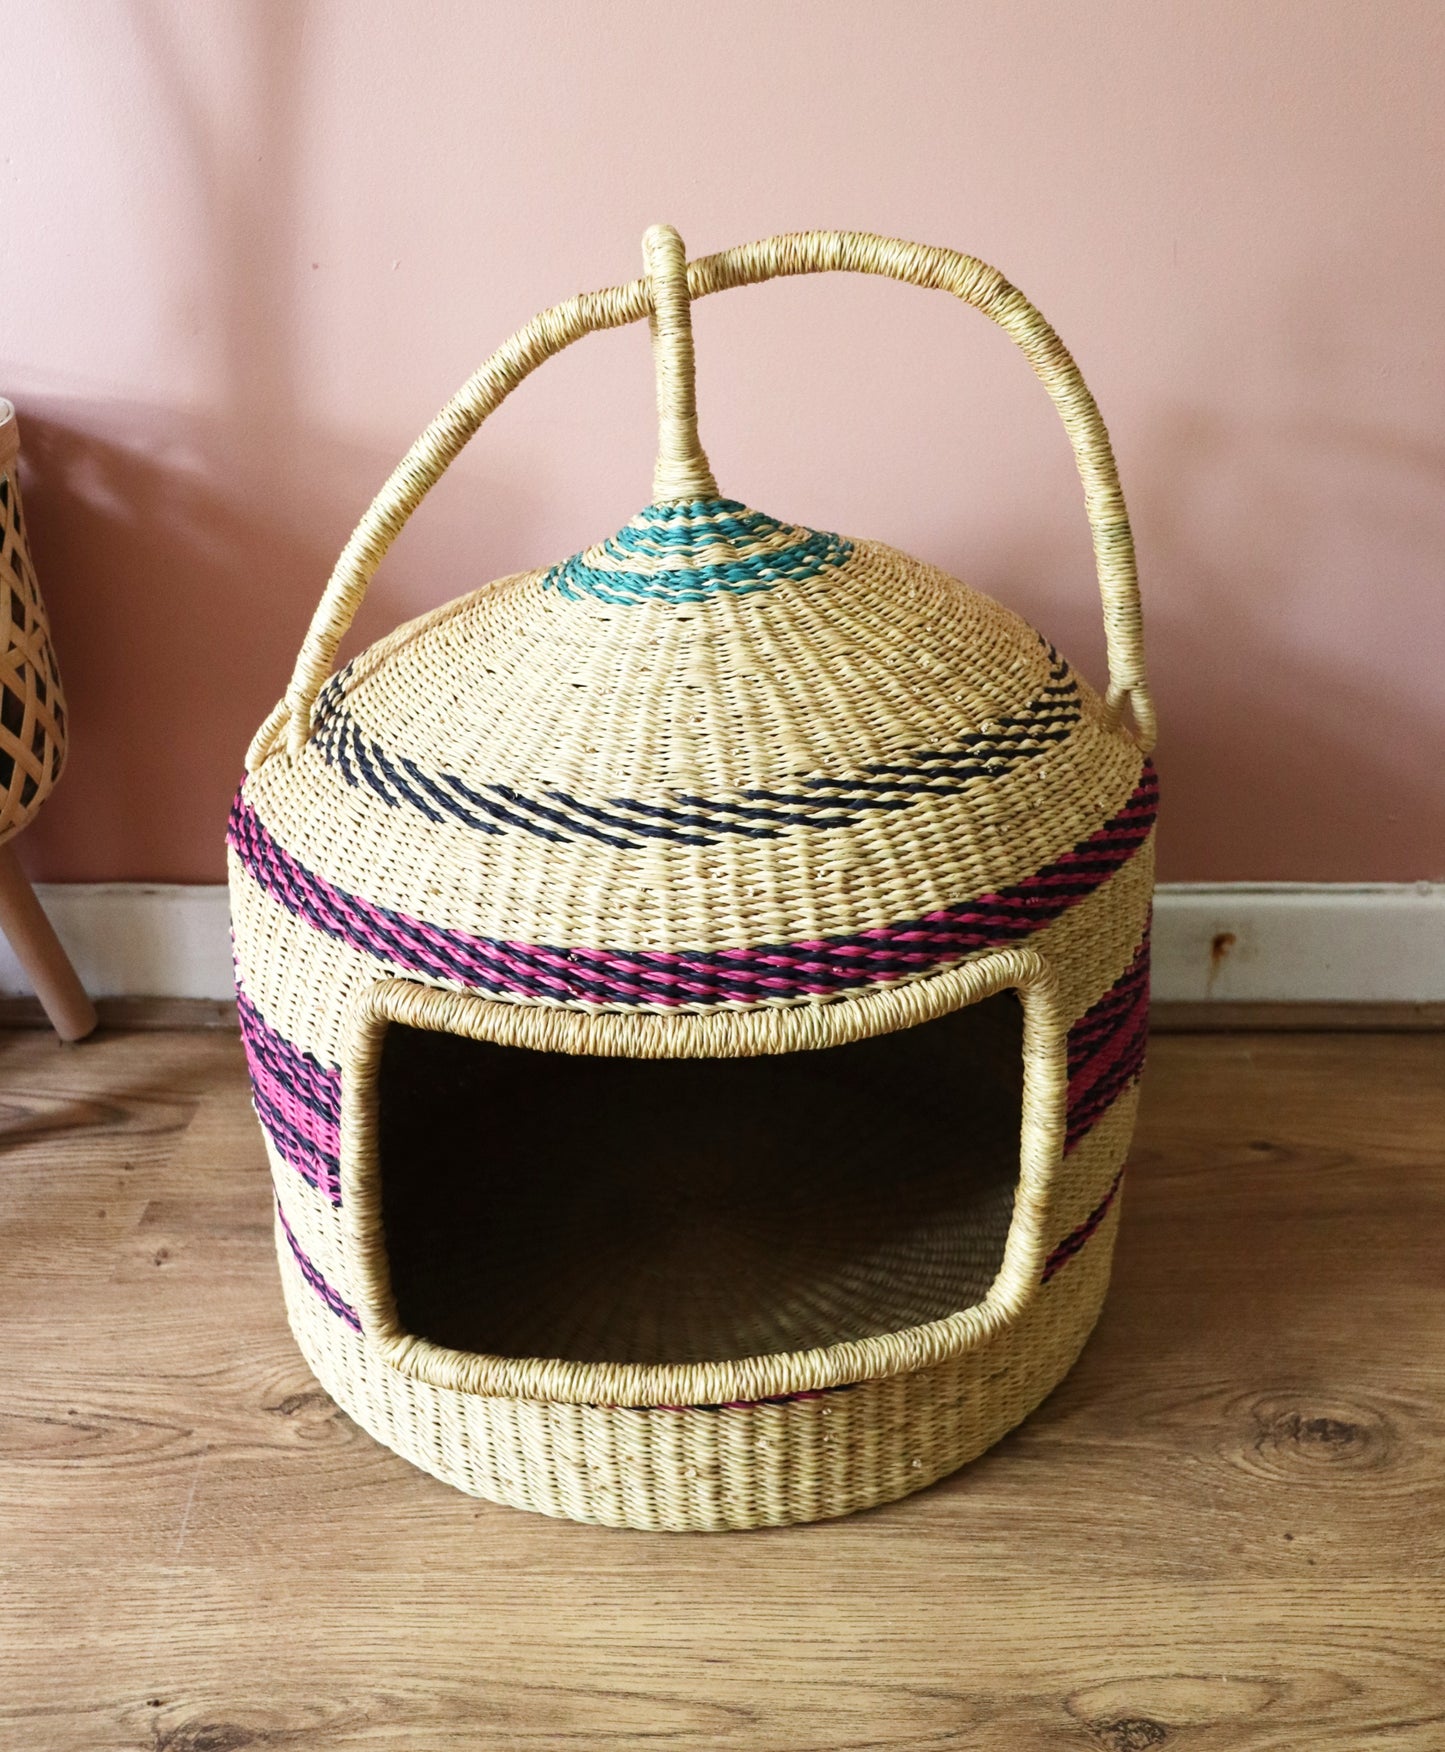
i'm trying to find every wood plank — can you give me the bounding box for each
[1,1028,1443,1749]
[3,995,1443,1034]
[1152,1000,1445,1032]
[0,995,239,1030]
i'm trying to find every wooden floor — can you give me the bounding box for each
[2,1025,1442,1750]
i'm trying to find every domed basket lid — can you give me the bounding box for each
[235,227,1156,1017]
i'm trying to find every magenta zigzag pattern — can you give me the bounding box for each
[228,761,1156,1010]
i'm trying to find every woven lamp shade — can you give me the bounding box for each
[230,227,1157,1530]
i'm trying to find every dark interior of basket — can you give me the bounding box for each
[375,992,1025,1367]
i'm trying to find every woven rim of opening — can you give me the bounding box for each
[333,946,1068,1409]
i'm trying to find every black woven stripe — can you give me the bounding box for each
[672,790,867,826]
[860,730,1079,781]
[331,718,360,789]
[315,715,345,779]
[348,722,402,807]
[431,772,572,845]
[234,1002,339,1121]
[599,794,786,840]
[485,781,646,851]
[544,789,718,846]
[1067,967,1151,1065]
[1066,1028,1150,1145]
[368,737,446,825]
[306,655,1086,849]
[311,663,353,729]
[314,710,345,777]
[796,762,1066,798]
[394,756,505,837]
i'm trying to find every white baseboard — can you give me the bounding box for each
[0,883,237,1001]
[1150,883,1444,1002]
[0,882,1441,1005]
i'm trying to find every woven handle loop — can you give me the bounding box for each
[252,228,1154,769]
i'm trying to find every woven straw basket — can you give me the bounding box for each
[230,227,1157,1531]
[0,402,69,846]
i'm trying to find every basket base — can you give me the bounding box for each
[277,1196,1121,1531]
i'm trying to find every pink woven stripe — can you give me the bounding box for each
[1042,1167,1125,1283]
[1062,948,1151,1157]
[1042,931,1150,1282]
[236,980,342,1202]
[1067,938,1151,1067]
[248,1056,341,1162]
[1067,938,1151,1116]
[229,761,1157,1009]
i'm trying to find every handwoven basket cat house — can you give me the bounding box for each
[229,227,1157,1531]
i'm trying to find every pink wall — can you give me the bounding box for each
[2,0,1441,884]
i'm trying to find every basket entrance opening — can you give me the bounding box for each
[374,993,1025,1367]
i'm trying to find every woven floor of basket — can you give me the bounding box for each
[376,993,1023,1368]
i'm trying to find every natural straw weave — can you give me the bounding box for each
[229,226,1157,1529]
[0,403,69,844]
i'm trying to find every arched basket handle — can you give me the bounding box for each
[249,227,1154,769]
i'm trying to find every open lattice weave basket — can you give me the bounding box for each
[0,402,68,846]
[229,226,1157,1531]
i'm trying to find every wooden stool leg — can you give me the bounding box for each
[0,841,97,1041]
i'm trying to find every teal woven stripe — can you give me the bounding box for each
[542,499,853,605]
[617,500,786,548]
